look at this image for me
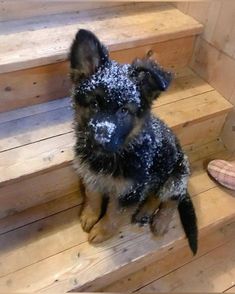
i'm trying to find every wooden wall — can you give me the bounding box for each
[174,1,235,151]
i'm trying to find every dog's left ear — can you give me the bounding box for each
[132,59,173,102]
[69,29,109,83]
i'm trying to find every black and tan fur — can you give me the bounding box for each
[69,29,198,254]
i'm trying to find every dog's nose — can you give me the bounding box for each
[89,120,116,146]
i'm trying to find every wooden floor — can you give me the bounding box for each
[103,226,235,293]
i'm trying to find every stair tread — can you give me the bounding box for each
[0,68,232,185]
[0,152,235,292]
[0,3,203,73]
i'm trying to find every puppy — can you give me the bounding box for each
[69,29,198,254]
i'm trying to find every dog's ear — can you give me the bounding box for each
[69,29,109,83]
[132,58,172,103]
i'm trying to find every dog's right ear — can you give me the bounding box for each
[69,29,109,83]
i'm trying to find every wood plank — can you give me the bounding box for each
[156,70,213,107]
[208,1,235,60]
[0,165,78,219]
[0,69,213,152]
[184,139,228,163]
[0,148,220,235]
[0,89,231,202]
[190,38,235,100]
[0,3,203,73]
[0,2,128,22]
[1,3,163,35]
[187,2,211,25]
[0,186,235,292]
[172,2,189,14]
[0,62,71,113]
[110,36,195,70]
[0,104,73,152]
[0,149,225,274]
[202,0,222,42]
[0,192,82,235]
[0,91,231,184]
[0,132,74,182]
[0,96,70,125]
[154,90,232,129]
[139,237,235,292]
[0,36,196,113]
[101,221,235,292]
[0,86,231,220]
[176,114,226,147]
[0,138,230,226]
[0,205,85,278]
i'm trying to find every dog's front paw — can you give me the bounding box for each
[88,218,117,244]
[80,205,100,233]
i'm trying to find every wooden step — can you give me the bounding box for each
[0,68,232,219]
[0,3,203,112]
[0,1,129,21]
[0,150,235,292]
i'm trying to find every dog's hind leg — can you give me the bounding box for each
[150,158,189,236]
[132,195,161,225]
[150,199,177,235]
[149,158,197,254]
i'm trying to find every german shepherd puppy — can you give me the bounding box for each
[70,29,198,254]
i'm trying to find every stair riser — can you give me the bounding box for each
[0,36,195,113]
[0,114,227,221]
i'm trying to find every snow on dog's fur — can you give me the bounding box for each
[70,29,198,254]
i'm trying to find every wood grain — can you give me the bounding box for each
[0,192,82,235]
[110,36,195,70]
[182,0,235,153]
[0,91,231,184]
[0,36,196,113]
[154,90,232,129]
[0,3,203,73]
[139,237,235,292]
[0,186,235,293]
[208,1,235,59]
[0,2,128,22]
[0,62,71,113]
[0,69,213,152]
[102,221,235,292]
[0,165,78,219]
[191,38,235,100]
[0,148,220,234]
[0,72,232,219]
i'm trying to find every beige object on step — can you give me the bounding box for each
[207,160,235,191]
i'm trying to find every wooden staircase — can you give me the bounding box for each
[0,2,234,292]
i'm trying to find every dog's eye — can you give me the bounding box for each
[89,100,98,110]
[120,107,130,115]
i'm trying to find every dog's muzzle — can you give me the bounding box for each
[88,117,121,152]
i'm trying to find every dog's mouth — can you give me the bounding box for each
[89,134,125,153]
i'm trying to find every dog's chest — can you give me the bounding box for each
[73,156,133,195]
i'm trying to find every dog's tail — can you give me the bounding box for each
[178,192,198,255]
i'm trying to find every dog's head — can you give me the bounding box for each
[70,29,172,153]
